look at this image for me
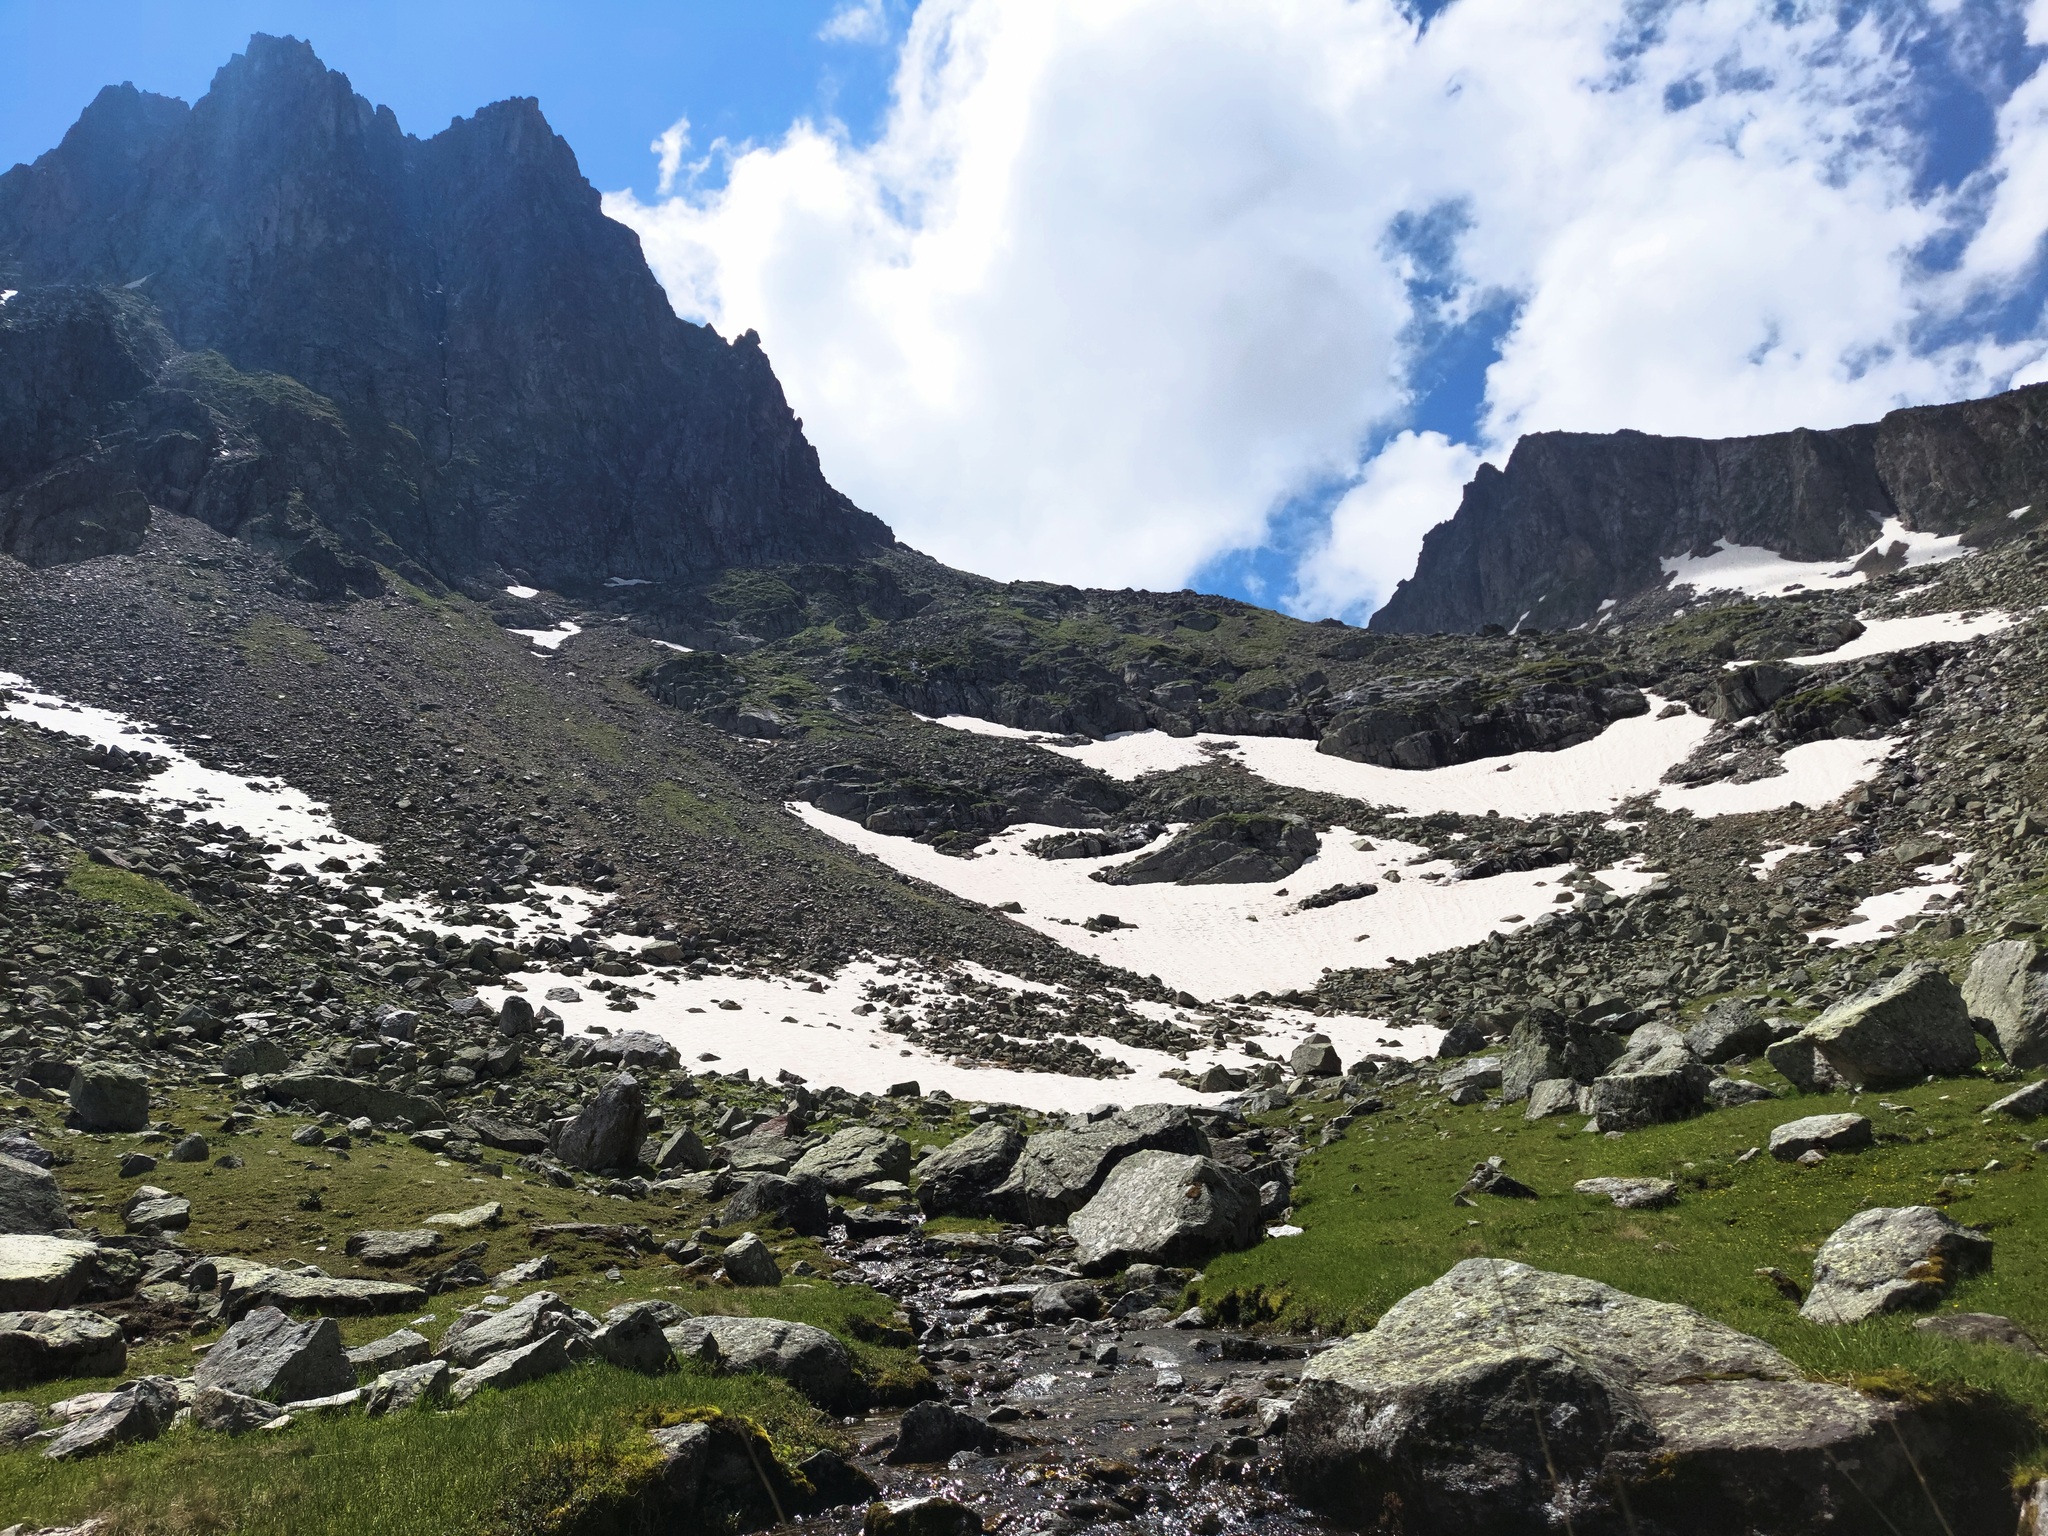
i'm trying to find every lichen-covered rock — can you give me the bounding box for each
[196,1307,355,1403]
[343,1229,443,1265]
[1069,1151,1261,1274]
[790,1126,912,1193]
[986,1103,1210,1225]
[1963,939,2048,1069]
[120,1186,191,1235]
[451,1331,572,1402]
[1788,963,1980,1089]
[1802,1206,1993,1324]
[438,1290,589,1368]
[0,1236,98,1311]
[363,1358,452,1415]
[719,1232,782,1288]
[0,1151,68,1235]
[591,1301,675,1374]
[42,1374,179,1459]
[67,1062,149,1132]
[1522,1078,1581,1120]
[190,1385,288,1434]
[1584,1032,1710,1130]
[1684,999,1772,1063]
[1286,1258,2008,1534]
[1289,1034,1343,1077]
[0,1308,126,1387]
[1096,811,1318,886]
[555,1073,646,1171]
[218,1262,425,1320]
[1499,1014,1624,1103]
[913,1122,1024,1216]
[663,1314,862,1411]
[1767,1113,1872,1160]
[1573,1177,1677,1210]
[345,1328,431,1377]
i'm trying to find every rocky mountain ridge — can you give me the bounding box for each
[1373,384,2048,633]
[0,34,889,596]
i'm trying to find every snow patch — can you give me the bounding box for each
[650,640,694,654]
[510,622,581,652]
[0,290,16,306]
[922,714,1064,743]
[2012,506,2033,521]
[0,672,377,880]
[605,577,652,588]
[1807,884,1960,947]
[504,585,540,600]
[1661,518,1969,599]
[1784,609,2015,665]
[1655,737,1896,818]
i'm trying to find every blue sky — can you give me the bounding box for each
[7,2,2048,619]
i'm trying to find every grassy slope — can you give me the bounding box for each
[1199,1063,2048,1422]
[0,1086,922,1534]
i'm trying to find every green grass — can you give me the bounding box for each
[0,1361,834,1536]
[1199,1069,2048,1422]
[65,854,203,918]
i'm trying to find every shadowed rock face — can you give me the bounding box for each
[0,33,890,589]
[1372,385,2048,634]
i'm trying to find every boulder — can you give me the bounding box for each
[1792,963,1980,1089]
[344,1229,443,1265]
[1289,1035,1342,1077]
[1767,1113,1872,1160]
[67,1063,150,1132]
[1499,1014,1624,1103]
[190,1385,288,1434]
[1031,1279,1103,1324]
[1802,1206,1993,1324]
[1584,1041,1710,1131]
[1097,811,1319,886]
[439,1290,589,1368]
[42,1375,179,1460]
[219,1262,425,1320]
[649,1125,712,1172]
[462,1114,550,1154]
[0,1236,98,1311]
[986,1103,1210,1225]
[1987,1079,2048,1120]
[663,1314,863,1411]
[265,1074,444,1128]
[556,1073,646,1171]
[222,1039,292,1077]
[591,1301,676,1374]
[196,1307,355,1403]
[720,1232,782,1288]
[581,1030,682,1071]
[1522,1079,1581,1120]
[120,1186,191,1234]
[346,1328,431,1377]
[1963,939,2048,1068]
[0,1151,68,1235]
[885,1400,1012,1464]
[1572,1177,1677,1210]
[0,1308,126,1387]
[1684,1000,1773,1063]
[1762,1034,1843,1093]
[912,1122,1023,1216]
[1913,1312,2044,1356]
[721,1173,829,1237]
[1707,1075,1778,1108]
[451,1331,573,1402]
[1286,1258,2009,1534]
[1437,1056,1502,1100]
[1069,1151,1262,1274]
[790,1126,913,1193]
[364,1358,453,1415]
[423,1202,503,1232]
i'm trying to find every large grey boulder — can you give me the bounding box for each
[1584,1028,1711,1130]
[1522,1079,1582,1121]
[1684,999,1772,1063]
[721,1173,829,1237]
[1288,1034,1342,1077]
[42,1375,179,1460]
[1802,1206,1993,1324]
[1069,1151,1262,1274]
[0,1308,126,1387]
[451,1331,573,1402]
[1286,1258,2005,1534]
[649,1125,712,1172]
[790,1126,912,1193]
[986,1103,1210,1225]
[913,1123,1023,1216]
[663,1314,862,1411]
[121,1186,191,1234]
[346,1328,431,1377]
[591,1301,676,1373]
[68,1063,150,1132]
[439,1290,590,1368]
[581,1030,681,1071]
[190,1385,289,1434]
[1963,939,2048,1069]
[1499,1015,1624,1103]
[720,1232,781,1288]
[1767,1113,1872,1160]
[0,1152,67,1235]
[196,1307,355,1403]
[1784,963,1980,1089]
[219,1262,425,1320]
[886,1400,1014,1464]
[264,1074,445,1128]
[344,1229,443,1265]
[0,1236,98,1310]
[364,1358,453,1415]
[556,1073,646,1171]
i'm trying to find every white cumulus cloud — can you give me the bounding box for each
[609,0,2048,618]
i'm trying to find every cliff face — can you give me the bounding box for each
[0,34,890,587]
[1370,385,2048,633]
